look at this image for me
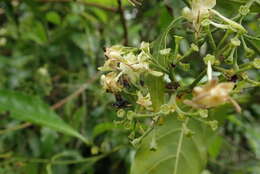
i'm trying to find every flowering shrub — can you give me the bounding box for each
[99,0,260,173]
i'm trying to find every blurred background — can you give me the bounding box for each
[0,0,259,173]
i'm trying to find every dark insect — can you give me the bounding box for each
[165,82,179,90]
[230,75,238,83]
[140,80,144,86]
[119,76,131,88]
[170,63,176,68]
[112,94,130,108]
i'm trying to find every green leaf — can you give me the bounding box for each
[46,11,61,25]
[146,17,184,111]
[131,115,211,174]
[146,75,165,112]
[93,122,119,138]
[208,135,223,159]
[0,89,89,144]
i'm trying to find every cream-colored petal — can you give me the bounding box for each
[200,0,216,9]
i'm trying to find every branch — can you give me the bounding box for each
[0,72,100,133]
[51,72,100,110]
[117,0,129,46]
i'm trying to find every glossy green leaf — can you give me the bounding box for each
[146,17,184,111]
[208,135,223,159]
[93,122,120,138]
[46,11,61,25]
[0,89,89,144]
[131,115,211,174]
[146,76,165,112]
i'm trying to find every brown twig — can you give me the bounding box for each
[51,72,100,110]
[0,73,100,134]
[0,122,32,135]
[117,0,129,46]
[37,0,119,13]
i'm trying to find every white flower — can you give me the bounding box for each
[100,72,123,93]
[99,44,163,85]
[98,46,124,72]
[118,52,163,82]
[104,45,123,60]
[184,79,241,112]
[136,91,152,110]
[98,58,118,71]
[182,0,216,31]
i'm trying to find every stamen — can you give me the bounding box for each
[207,61,213,81]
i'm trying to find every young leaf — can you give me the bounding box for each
[146,17,184,111]
[131,114,212,174]
[0,89,89,145]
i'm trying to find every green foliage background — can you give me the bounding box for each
[0,0,259,174]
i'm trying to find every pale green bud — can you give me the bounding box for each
[245,47,255,58]
[230,38,241,47]
[182,7,192,21]
[117,109,126,118]
[127,111,135,120]
[91,146,99,155]
[160,104,171,115]
[149,136,158,151]
[140,41,150,52]
[199,109,208,118]
[239,5,250,16]
[159,48,171,55]
[191,43,199,52]
[203,54,216,65]
[253,58,260,69]
[207,120,218,131]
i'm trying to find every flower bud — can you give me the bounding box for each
[127,111,135,121]
[191,43,199,52]
[245,47,255,58]
[230,38,241,47]
[149,136,158,151]
[182,7,192,21]
[239,5,250,16]
[253,58,260,69]
[203,54,216,65]
[160,104,175,115]
[91,146,99,155]
[199,109,208,118]
[140,42,150,53]
[159,48,171,55]
[117,109,126,118]
[207,120,218,131]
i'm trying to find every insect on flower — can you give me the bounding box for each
[112,94,130,109]
[100,72,123,93]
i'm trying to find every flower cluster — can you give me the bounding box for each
[98,0,258,147]
[99,43,163,94]
[182,0,246,35]
[184,79,241,112]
